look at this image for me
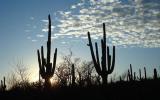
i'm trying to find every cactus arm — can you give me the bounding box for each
[109,46,115,73]
[37,50,42,71]
[130,64,132,78]
[1,80,2,87]
[107,46,110,71]
[144,67,147,79]
[87,32,101,74]
[134,72,136,80]
[95,42,101,72]
[41,46,45,66]
[3,77,5,87]
[52,48,57,74]
[139,69,141,80]
[41,46,45,75]
[128,69,131,80]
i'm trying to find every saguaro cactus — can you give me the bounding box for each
[1,77,6,92]
[153,68,157,80]
[87,23,115,84]
[37,15,57,88]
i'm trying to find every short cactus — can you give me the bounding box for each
[153,68,158,80]
[144,67,147,80]
[128,64,133,81]
[0,77,6,92]
[139,69,142,80]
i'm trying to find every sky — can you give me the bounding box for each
[0,0,160,82]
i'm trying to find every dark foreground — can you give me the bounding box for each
[0,80,160,100]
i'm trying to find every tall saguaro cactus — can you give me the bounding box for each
[87,23,115,84]
[37,15,57,88]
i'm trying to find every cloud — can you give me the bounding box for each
[54,0,160,48]
[31,39,37,42]
[30,17,34,20]
[42,25,55,32]
[61,41,66,44]
[41,19,48,23]
[27,36,31,39]
[25,30,31,32]
[71,5,76,9]
[36,34,45,38]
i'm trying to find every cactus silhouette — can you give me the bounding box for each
[144,67,147,80]
[71,64,75,86]
[119,76,122,81]
[133,72,136,81]
[153,68,157,80]
[139,69,142,80]
[87,23,115,84]
[128,64,133,81]
[1,77,6,92]
[37,15,57,88]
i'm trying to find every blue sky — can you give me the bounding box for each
[0,0,160,82]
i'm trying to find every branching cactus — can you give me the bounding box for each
[87,23,115,84]
[37,15,57,88]
[1,77,6,92]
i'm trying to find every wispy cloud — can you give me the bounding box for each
[41,19,55,32]
[36,34,45,38]
[30,17,34,20]
[31,39,37,42]
[54,0,160,48]
[61,41,66,44]
[27,36,31,39]
[25,30,31,32]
